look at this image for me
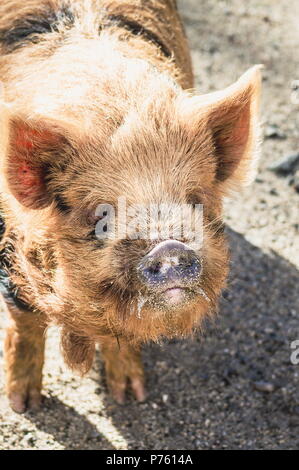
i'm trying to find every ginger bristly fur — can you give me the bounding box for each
[0,0,261,410]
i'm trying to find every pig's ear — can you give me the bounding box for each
[4,117,67,209]
[183,65,262,189]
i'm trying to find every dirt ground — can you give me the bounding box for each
[0,0,299,450]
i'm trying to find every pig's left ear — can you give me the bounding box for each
[182,65,262,189]
[2,116,69,209]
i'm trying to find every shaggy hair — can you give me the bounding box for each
[0,0,261,411]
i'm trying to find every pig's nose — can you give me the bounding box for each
[137,240,201,288]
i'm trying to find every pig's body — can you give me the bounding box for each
[0,0,261,412]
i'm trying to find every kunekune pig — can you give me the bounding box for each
[0,0,261,412]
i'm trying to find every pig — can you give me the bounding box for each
[0,0,261,412]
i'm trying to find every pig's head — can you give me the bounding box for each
[1,65,261,371]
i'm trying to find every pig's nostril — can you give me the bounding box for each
[147,261,162,275]
[179,255,199,270]
[178,254,190,266]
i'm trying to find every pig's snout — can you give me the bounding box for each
[137,240,202,291]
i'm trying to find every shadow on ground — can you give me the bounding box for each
[22,396,115,450]
[19,229,299,450]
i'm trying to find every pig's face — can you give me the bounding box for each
[2,66,260,346]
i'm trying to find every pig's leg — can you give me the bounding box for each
[100,339,146,404]
[3,299,46,413]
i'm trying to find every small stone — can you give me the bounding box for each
[269,188,279,196]
[22,433,36,445]
[269,153,299,175]
[265,124,286,140]
[162,394,168,403]
[253,381,275,393]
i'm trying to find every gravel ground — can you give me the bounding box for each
[0,0,299,450]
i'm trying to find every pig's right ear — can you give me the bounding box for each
[3,116,68,209]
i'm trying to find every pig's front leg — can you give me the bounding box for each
[3,298,46,413]
[100,338,146,404]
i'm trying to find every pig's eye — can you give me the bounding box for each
[85,209,108,247]
[86,210,108,226]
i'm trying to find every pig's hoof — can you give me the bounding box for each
[8,388,42,414]
[108,377,146,404]
[110,382,127,405]
[131,377,147,403]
